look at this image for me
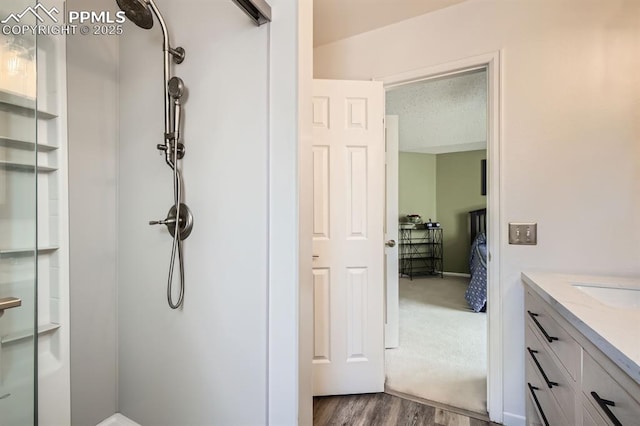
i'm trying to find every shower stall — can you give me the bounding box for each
[116,3,274,421]
[0,0,302,424]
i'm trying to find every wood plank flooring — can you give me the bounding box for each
[314,393,496,426]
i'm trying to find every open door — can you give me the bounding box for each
[312,79,385,395]
[384,115,399,349]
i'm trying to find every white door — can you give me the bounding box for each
[384,115,399,349]
[312,79,385,395]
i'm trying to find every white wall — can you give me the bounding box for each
[117,0,290,423]
[269,0,309,424]
[67,1,119,424]
[314,0,640,423]
[297,1,315,425]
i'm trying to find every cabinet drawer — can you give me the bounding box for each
[526,357,569,426]
[525,289,581,381]
[582,395,609,426]
[525,324,576,425]
[583,351,640,425]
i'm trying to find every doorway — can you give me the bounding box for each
[384,68,489,415]
[307,52,503,424]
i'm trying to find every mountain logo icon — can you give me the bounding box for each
[1,3,60,24]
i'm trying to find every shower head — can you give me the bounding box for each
[168,77,185,99]
[116,0,154,29]
[168,77,185,139]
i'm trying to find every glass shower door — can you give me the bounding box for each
[0,1,39,424]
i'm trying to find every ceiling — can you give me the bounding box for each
[313,0,466,47]
[386,70,487,154]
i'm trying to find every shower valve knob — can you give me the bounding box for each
[157,144,168,151]
[148,204,194,241]
[149,218,178,226]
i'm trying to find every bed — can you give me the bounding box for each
[465,208,487,312]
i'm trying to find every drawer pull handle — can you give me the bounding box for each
[527,311,558,343]
[527,383,550,426]
[527,347,558,388]
[591,391,622,426]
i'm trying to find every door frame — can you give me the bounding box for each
[375,51,503,423]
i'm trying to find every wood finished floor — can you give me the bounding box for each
[314,393,496,426]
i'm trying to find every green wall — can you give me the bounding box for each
[436,150,487,274]
[398,152,436,221]
[399,150,486,274]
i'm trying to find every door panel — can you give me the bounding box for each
[312,79,385,395]
[313,269,330,363]
[312,147,330,239]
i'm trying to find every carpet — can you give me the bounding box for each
[385,276,487,414]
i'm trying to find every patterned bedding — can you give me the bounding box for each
[465,232,487,312]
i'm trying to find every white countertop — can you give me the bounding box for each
[522,272,640,384]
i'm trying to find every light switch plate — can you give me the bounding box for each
[509,223,537,245]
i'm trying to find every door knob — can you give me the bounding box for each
[386,240,396,248]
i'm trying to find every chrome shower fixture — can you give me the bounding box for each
[149,203,194,241]
[117,0,192,310]
[168,76,184,99]
[115,0,153,29]
[116,0,185,63]
[168,76,185,151]
[117,0,186,155]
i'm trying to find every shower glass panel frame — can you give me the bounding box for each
[0,0,39,424]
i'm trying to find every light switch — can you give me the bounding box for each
[509,223,537,245]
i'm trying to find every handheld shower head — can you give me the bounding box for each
[116,0,154,29]
[168,77,185,141]
[168,77,185,99]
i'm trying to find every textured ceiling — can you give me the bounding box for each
[313,0,466,47]
[386,70,487,154]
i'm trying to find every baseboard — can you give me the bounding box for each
[503,411,526,426]
[443,272,471,278]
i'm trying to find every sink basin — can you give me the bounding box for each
[571,283,640,310]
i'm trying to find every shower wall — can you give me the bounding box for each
[118,0,270,423]
[67,0,119,424]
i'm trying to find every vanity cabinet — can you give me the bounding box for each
[524,285,640,426]
[582,351,640,425]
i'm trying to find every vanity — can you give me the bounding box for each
[522,272,640,425]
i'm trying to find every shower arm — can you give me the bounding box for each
[147,0,170,138]
[147,0,185,167]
